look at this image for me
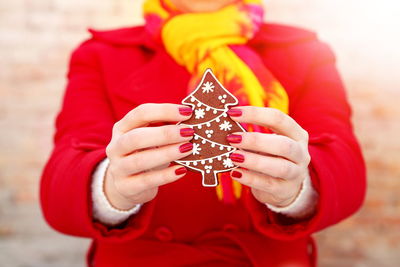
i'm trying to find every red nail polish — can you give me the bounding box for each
[175,167,187,175]
[180,128,194,137]
[230,153,245,163]
[179,107,193,116]
[231,171,242,178]
[227,108,242,117]
[226,134,242,143]
[179,142,193,153]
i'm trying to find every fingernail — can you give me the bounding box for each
[179,142,193,153]
[227,108,242,117]
[230,153,245,163]
[231,171,242,178]
[226,134,242,143]
[180,128,194,137]
[175,167,187,175]
[179,107,193,116]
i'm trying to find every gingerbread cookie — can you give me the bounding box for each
[174,69,245,187]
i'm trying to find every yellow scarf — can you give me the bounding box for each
[143,0,289,202]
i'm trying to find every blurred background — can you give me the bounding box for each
[0,0,399,266]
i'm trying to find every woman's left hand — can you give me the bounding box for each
[227,106,311,208]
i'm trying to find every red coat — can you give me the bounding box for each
[40,23,366,267]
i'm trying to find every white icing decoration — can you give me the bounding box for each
[219,120,232,131]
[176,151,233,165]
[189,96,225,112]
[219,145,224,150]
[206,107,210,111]
[194,135,199,140]
[192,134,231,150]
[206,122,211,127]
[205,130,214,138]
[218,94,227,104]
[192,143,202,155]
[223,158,234,168]
[204,165,212,174]
[193,161,198,166]
[202,81,215,93]
[190,96,195,102]
[216,117,220,122]
[208,159,213,163]
[180,112,226,128]
[195,108,205,119]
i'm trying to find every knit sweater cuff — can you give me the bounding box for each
[265,172,318,219]
[91,158,142,226]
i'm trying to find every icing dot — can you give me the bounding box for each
[201,160,205,164]
[193,162,197,166]
[211,143,215,147]
[197,102,202,107]
[206,122,211,127]
[198,125,202,129]
[194,135,199,140]
[222,113,227,117]
[213,110,218,114]
[209,159,213,163]
[206,170,210,173]
[217,156,222,160]
[202,139,206,144]
[206,107,210,111]
[219,145,224,150]
[215,118,220,122]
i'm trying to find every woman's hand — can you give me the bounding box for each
[226,106,311,208]
[104,104,194,210]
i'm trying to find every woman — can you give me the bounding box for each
[40,0,366,266]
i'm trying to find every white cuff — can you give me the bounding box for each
[91,158,142,226]
[265,171,318,219]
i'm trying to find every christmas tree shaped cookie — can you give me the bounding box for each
[175,69,245,187]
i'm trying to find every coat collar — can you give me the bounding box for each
[88,23,316,49]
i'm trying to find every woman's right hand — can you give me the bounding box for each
[104,103,194,210]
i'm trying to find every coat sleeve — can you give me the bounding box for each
[243,41,366,240]
[39,40,156,242]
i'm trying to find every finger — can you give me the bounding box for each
[230,168,298,205]
[228,106,308,142]
[123,165,188,194]
[113,125,194,156]
[229,150,301,181]
[115,142,193,176]
[230,167,280,192]
[227,132,305,164]
[114,103,193,135]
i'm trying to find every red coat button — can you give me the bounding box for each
[154,226,174,242]
[222,223,240,232]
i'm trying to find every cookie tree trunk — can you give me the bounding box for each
[175,69,245,187]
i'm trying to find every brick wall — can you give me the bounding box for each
[0,0,399,266]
